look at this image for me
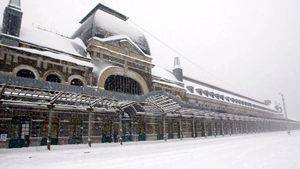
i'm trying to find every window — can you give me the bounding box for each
[210,92,215,98]
[203,90,209,96]
[220,95,224,100]
[104,75,142,95]
[186,86,194,93]
[16,69,35,79]
[46,74,61,83]
[195,88,203,95]
[70,78,84,86]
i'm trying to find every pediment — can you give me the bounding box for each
[105,36,146,56]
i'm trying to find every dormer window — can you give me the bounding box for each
[237,100,241,104]
[230,98,235,103]
[209,92,215,98]
[203,90,209,96]
[220,95,224,100]
[186,85,194,93]
[225,96,230,101]
[195,88,203,95]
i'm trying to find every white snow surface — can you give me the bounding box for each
[19,26,87,58]
[1,131,300,169]
[152,66,181,84]
[13,47,94,68]
[92,35,146,55]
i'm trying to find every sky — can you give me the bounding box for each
[1,0,300,120]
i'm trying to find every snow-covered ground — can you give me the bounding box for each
[1,131,300,169]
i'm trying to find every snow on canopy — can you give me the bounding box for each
[72,7,151,55]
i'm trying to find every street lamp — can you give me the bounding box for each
[279,93,288,119]
[279,93,290,134]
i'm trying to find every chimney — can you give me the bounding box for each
[1,0,22,46]
[172,57,183,82]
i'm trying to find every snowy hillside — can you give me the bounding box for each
[1,131,300,169]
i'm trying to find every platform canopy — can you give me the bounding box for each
[0,73,288,123]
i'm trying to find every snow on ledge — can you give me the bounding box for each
[13,47,94,68]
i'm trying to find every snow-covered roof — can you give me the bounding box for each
[19,26,87,58]
[8,0,20,9]
[152,66,181,84]
[11,46,94,68]
[80,3,128,23]
[183,77,278,112]
[72,6,151,55]
[0,0,88,58]
[91,35,147,56]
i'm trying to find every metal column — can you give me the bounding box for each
[47,104,54,150]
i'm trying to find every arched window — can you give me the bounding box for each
[46,74,61,83]
[104,75,142,95]
[16,69,35,79]
[70,78,84,86]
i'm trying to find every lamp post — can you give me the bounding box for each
[279,93,289,133]
[279,93,288,119]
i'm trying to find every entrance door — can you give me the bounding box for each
[41,118,59,146]
[68,118,83,144]
[9,116,31,148]
[122,113,132,142]
[168,119,174,139]
[102,120,113,143]
[138,117,146,141]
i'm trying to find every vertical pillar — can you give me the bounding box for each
[245,121,249,134]
[192,117,196,138]
[239,121,243,134]
[179,117,183,140]
[203,118,207,138]
[47,104,54,150]
[229,119,233,136]
[232,120,235,134]
[212,119,216,137]
[118,113,123,145]
[129,112,134,141]
[88,108,93,147]
[235,120,238,134]
[144,116,147,140]
[221,120,224,136]
[163,114,167,141]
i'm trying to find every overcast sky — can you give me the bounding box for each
[1,0,299,120]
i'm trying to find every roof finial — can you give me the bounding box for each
[8,0,21,9]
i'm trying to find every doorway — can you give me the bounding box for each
[9,116,31,148]
[121,112,132,142]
